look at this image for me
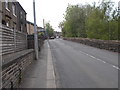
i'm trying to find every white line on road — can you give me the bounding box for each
[101,61,106,63]
[53,39,119,70]
[112,65,120,70]
[79,50,120,70]
[96,58,106,63]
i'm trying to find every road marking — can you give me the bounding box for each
[52,39,120,71]
[101,61,106,63]
[47,41,50,48]
[96,58,106,63]
[89,56,96,59]
[79,50,120,70]
[112,65,120,70]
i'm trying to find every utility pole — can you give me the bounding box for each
[43,19,48,39]
[33,0,38,60]
[43,19,45,31]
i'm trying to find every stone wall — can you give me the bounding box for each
[2,49,34,88]
[27,35,44,51]
[63,37,120,53]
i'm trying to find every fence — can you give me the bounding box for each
[0,25,27,56]
[27,35,44,51]
[0,25,35,89]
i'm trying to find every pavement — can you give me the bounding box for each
[20,40,56,88]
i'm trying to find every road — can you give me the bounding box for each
[48,39,119,88]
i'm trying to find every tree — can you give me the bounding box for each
[45,23,54,38]
[60,0,118,40]
[60,4,91,38]
[86,0,118,40]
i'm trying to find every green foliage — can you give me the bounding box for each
[38,32,44,37]
[45,23,54,37]
[60,0,118,40]
[62,4,88,38]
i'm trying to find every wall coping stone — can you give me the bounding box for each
[2,49,34,69]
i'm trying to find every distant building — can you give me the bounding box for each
[54,31,62,37]
[27,21,35,35]
[27,21,45,35]
[37,26,44,32]
[1,0,27,33]
[37,26,47,39]
[37,26,46,35]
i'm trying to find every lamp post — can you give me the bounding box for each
[33,0,38,60]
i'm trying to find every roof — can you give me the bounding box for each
[37,27,44,29]
[27,21,34,26]
[9,0,27,14]
[17,2,27,14]
[37,27,45,32]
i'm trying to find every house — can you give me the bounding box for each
[27,21,34,35]
[27,21,46,35]
[37,26,44,32]
[1,0,27,33]
[37,26,46,37]
[54,31,62,38]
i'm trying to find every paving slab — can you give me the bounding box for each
[20,41,52,88]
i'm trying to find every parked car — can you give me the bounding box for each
[50,36,55,39]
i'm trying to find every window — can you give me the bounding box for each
[6,20,10,27]
[5,0,9,11]
[13,22,16,29]
[21,24,23,31]
[6,16,10,27]
[20,11,23,19]
[12,4,16,16]
[2,20,6,25]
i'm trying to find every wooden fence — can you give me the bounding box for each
[0,25,27,56]
[0,25,35,89]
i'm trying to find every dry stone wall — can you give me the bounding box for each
[63,38,120,53]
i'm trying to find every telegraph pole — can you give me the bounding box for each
[33,0,38,60]
[43,19,45,31]
[43,19,48,39]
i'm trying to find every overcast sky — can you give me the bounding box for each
[17,0,119,32]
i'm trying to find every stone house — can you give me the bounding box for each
[27,21,34,35]
[1,0,27,33]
